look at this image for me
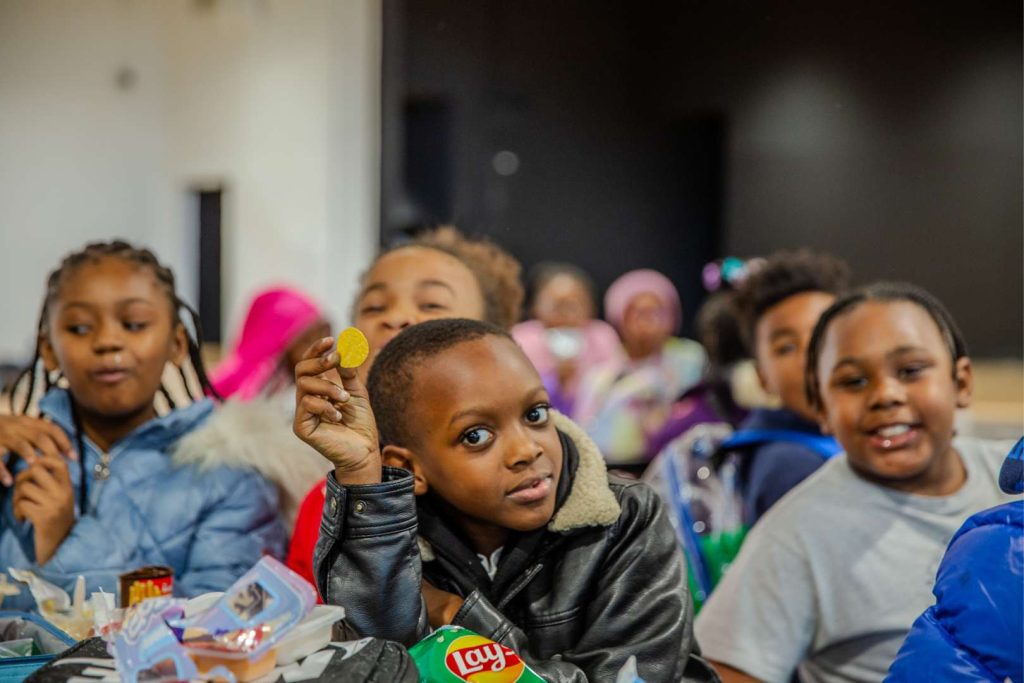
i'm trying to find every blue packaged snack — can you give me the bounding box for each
[112,598,204,683]
[174,556,315,655]
[111,557,316,683]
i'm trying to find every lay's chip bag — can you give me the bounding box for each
[409,626,544,683]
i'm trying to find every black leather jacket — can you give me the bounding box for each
[314,415,719,682]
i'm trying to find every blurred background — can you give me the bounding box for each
[0,0,1020,433]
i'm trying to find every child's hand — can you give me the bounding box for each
[293,337,381,485]
[0,415,77,487]
[422,579,464,629]
[12,454,76,565]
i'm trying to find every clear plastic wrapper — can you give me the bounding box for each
[108,556,315,683]
[0,637,35,659]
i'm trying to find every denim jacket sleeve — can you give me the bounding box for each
[314,467,430,645]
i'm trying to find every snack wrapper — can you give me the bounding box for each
[8,569,93,640]
[409,626,544,682]
[615,655,646,683]
[109,557,316,683]
[0,572,21,608]
[112,597,202,683]
[173,555,315,652]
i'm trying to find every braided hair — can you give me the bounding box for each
[2,240,220,513]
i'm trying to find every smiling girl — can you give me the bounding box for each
[0,241,284,609]
[694,282,1017,683]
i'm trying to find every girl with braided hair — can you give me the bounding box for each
[0,240,285,610]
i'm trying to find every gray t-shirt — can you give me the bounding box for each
[694,437,1018,683]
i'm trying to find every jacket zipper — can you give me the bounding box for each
[86,445,118,513]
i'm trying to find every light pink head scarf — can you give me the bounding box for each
[603,269,682,335]
[210,287,324,400]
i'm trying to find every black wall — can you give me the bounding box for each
[382,0,1022,354]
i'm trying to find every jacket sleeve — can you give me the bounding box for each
[886,503,1023,683]
[175,468,286,596]
[314,467,430,645]
[452,483,717,683]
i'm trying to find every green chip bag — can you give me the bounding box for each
[409,626,544,683]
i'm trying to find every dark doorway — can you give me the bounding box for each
[381,0,724,333]
[195,188,223,344]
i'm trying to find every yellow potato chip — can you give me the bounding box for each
[336,327,370,369]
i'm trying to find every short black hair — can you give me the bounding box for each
[805,282,968,409]
[735,249,850,351]
[367,318,512,447]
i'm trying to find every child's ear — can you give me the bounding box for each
[39,332,60,373]
[169,323,188,368]
[381,444,429,496]
[953,357,973,409]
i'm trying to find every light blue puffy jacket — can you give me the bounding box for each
[0,389,286,610]
[886,501,1023,682]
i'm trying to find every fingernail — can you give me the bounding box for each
[338,391,350,402]
[322,337,334,345]
[68,450,78,461]
[333,410,344,422]
[1,476,10,487]
[327,352,339,366]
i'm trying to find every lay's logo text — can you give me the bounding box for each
[444,635,526,682]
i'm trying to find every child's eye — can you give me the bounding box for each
[772,343,797,357]
[460,427,494,449]
[898,363,929,380]
[420,302,448,312]
[124,321,150,332]
[359,305,385,315]
[835,375,867,390]
[65,324,90,335]
[525,404,550,426]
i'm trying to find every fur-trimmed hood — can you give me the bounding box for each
[173,398,331,531]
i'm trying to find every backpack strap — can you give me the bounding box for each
[720,428,843,459]
[664,455,714,601]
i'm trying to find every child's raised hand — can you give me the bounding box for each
[12,454,76,565]
[293,337,381,485]
[0,415,77,487]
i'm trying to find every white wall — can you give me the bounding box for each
[0,0,380,360]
